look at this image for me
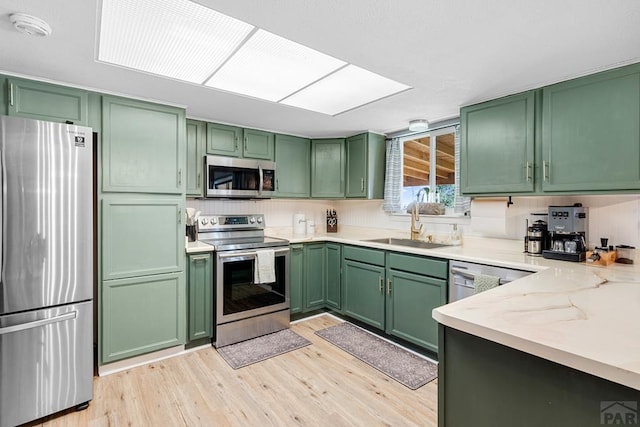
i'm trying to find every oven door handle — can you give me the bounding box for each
[217,247,290,259]
[450,268,509,285]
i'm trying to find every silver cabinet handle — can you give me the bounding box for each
[360,177,365,192]
[378,276,383,293]
[276,179,279,191]
[234,136,238,150]
[526,161,533,183]
[543,160,550,182]
[387,278,392,295]
[178,208,182,224]
[244,136,248,151]
[178,169,182,186]
[8,83,14,106]
[196,172,201,188]
[0,311,76,335]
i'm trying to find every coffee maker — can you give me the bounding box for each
[542,204,588,262]
[524,213,550,256]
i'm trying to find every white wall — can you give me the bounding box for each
[187,194,640,249]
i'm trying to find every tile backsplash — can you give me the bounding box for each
[187,194,640,249]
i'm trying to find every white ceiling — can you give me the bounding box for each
[1,0,639,138]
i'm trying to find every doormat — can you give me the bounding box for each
[217,329,311,369]
[315,322,437,390]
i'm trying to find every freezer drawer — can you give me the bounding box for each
[0,301,93,427]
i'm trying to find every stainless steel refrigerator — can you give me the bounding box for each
[0,115,93,427]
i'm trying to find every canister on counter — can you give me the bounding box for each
[615,245,636,264]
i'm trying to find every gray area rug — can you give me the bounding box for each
[217,329,311,369]
[315,322,438,390]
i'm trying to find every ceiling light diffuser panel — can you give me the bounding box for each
[98,0,410,115]
[205,29,346,102]
[281,65,411,115]
[98,0,253,83]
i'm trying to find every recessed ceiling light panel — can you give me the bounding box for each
[280,65,411,115]
[205,29,346,102]
[98,0,254,83]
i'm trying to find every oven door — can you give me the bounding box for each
[215,247,289,324]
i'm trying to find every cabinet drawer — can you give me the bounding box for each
[343,245,385,266]
[387,252,448,279]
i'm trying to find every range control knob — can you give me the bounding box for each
[256,217,263,224]
[249,217,256,224]
[209,217,217,225]
[200,218,208,226]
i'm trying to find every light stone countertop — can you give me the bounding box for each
[185,226,640,389]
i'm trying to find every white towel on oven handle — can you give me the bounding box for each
[254,249,276,284]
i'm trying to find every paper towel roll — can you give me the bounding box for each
[293,213,306,235]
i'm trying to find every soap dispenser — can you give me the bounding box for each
[450,224,462,246]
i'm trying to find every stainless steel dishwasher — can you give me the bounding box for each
[448,260,533,303]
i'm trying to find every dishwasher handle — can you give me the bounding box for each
[450,267,510,285]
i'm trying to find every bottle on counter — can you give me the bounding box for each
[450,224,462,246]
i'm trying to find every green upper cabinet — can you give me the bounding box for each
[243,128,274,160]
[311,138,346,198]
[7,77,89,126]
[346,133,386,199]
[187,253,213,341]
[289,244,304,314]
[101,195,185,281]
[303,243,326,312]
[102,96,186,194]
[186,119,206,197]
[207,123,274,160]
[541,64,640,192]
[460,90,536,195]
[274,134,311,198]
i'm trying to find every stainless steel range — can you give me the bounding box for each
[198,214,290,347]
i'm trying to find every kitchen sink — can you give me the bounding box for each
[362,237,450,249]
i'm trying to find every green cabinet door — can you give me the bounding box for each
[187,253,213,341]
[385,269,446,353]
[186,119,206,197]
[289,244,304,314]
[274,134,311,197]
[343,259,385,329]
[311,138,345,198]
[460,91,536,195]
[346,133,386,199]
[243,128,274,160]
[303,243,326,311]
[542,64,640,192]
[206,122,242,157]
[101,271,185,364]
[7,77,89,125]
[102,96,186,194]
[102,196,184,280]
[325,243,342,311]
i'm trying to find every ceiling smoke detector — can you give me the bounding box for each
[9,13,52,37]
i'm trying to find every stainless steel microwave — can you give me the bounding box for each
[205,155,276,198]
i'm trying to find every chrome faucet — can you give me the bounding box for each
[410,203,423,240]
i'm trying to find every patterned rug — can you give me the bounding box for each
[217,329,311,369]
[315,322,438,390]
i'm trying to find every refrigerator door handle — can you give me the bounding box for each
[0,311,77,335]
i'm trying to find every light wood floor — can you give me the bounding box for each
[29,315,438,426]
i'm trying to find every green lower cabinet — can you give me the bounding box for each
[342,259,385,329]
[7,77,89,125]
[101,272,185,364]
[303,243,326,311]
[385,269,446,353]
[289,244,304,314]
[325,243,342,311]
[187,253,212,341]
